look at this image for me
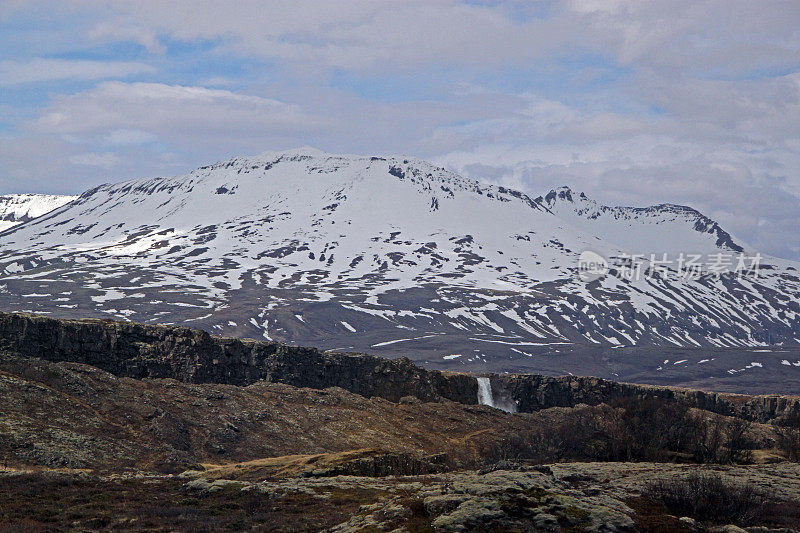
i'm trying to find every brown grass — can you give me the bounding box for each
[0,473,375,532]
[197,448,382,482]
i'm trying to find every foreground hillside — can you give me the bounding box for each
[4,461,800,532]
[3,352,800,531]
[1,149,799,391]
[2,313,800,531]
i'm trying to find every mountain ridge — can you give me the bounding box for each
[539,185,745,253]
[3,150,743,254]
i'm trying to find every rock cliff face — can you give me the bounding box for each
[494,373,800,424]
[2,311,799,424]
[0,311,476,404]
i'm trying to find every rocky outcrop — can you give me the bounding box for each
[0,311,476,404]
[307,452,447,478]
[494,373,800,424]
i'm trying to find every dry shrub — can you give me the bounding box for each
[643,472,800,527]
[473,399,758,466]
[775,411,800,461]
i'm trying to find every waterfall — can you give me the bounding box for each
[476,377,494,407]
[476,376,518,413]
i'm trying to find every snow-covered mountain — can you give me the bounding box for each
[0,194,77,232]
[1,148,799,388]
[540,187,744,254]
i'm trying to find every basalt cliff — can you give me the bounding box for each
[2,311,799,424]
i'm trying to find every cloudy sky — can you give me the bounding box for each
[1,1,799,258]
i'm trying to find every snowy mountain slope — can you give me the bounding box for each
[0,148,799,387]
[0,149,594,292]
[539,186,744,254]
[0,194,77,232]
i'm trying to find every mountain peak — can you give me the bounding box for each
[256,146,338,160]
[541,186,581,205]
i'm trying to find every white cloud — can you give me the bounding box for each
[0,59,154,85]
[87,22,166,54]
[102,129,156,146]
[79,1,583,71]
[569,0,800,76]
[69,151,121,169]
[31,82,321,152]
[66,1,800,78]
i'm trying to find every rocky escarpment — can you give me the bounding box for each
[0,311,476,404]
[2,311,800,424]
[494,373,800,424]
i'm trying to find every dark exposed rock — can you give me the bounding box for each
[308,452,446,477]
[0,311,476,404]
[495,373,800,424]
